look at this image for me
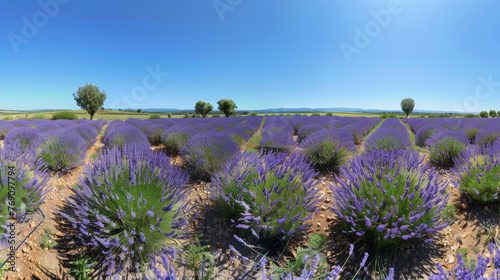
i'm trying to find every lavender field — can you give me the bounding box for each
[1,115,500,279]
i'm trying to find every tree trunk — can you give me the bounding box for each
[90,113,94,120]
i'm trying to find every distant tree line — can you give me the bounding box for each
[479,110,500,118]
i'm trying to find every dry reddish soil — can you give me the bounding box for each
[2,126,500,280]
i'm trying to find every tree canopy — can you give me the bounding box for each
[217,99,237,117]
[73,83,107,120]
[400,98,415,118]
[194,101,213,118]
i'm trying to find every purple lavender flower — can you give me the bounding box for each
[4,127,46,158]
[259,116,296,153]
[260,131,296,153]
[68,124,98,148]
[476,126,500,151]
[300,128,356,172]
[454,148,500,204]
[212,151,322,241]
[0,122,16,139]
[160,125,198,155]
[331,148,448,249]
[0,147,50,249]
[297,124,325,142]
[146,247,177,280]
[37,128,87,171]
[103,121,151,151]
[415,124,443,147]
[429,249,499,280]
[59,144,189,276]
[426,130,470,169]
[180,131,239,180]
[365,119,412,151]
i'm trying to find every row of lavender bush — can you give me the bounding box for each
[259,116,381,155]
[365,118,412,151]
[407,117,500,152]
[1,119,106,171]
[0,119,106,251]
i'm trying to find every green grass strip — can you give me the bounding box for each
[245,117,265,153]
[400,120,429,154]
[362,119,385,142]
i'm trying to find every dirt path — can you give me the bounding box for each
[2,127,106,280]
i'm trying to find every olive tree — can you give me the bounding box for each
[73,83,107,120]
[400,98,415,118]
[194,101,213,118]
[480,111,489,118]
[217,99,237,117]
[489,110,497,118]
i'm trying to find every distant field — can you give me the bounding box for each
[0,109,472,120]
[0,110,185,120]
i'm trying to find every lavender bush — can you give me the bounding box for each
[69,124,98,148]
[297,124,325,142]
[35,122,62,134]
[105,120,125,131]
[405,118,429,133]
[160,125,198,155]
[85,120,104,133]
[454,151,500,204]
[180,131,239,180]
[415,124,443,147]
[429,243,500,279]
[300,129,356,172]
[11,119,33,128]
[37,129,87,171]
[53,119,76,128]
[211,151,322,241]
[247,243,393,280]
[60,145,189,276]
[364,119,412,151]
[463,123,482,143]
[260,131,297,153]
[125,119,153,134]
[104,123,151,151]
[226,125,253,147]
[343,123,367,145]
[146,247,177,280]
[426,130,470,169]
[145,124,168,145]
[3,127,45,157]
[0,122,15,139]
[0,147,50,249]
[476,127,500,152]
[331,149,448,249]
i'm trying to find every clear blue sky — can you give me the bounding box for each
[1,0,500,112]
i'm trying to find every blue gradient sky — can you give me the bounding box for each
[1,0,499,112]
